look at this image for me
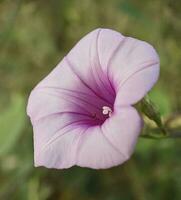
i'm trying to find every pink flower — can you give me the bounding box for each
[27,28,159,169]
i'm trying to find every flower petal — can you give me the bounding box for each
[115,63,159,106]
[34,124,86,169]
[102,106,142,157]
[76,126,125,169]
[76,106,142,169]
[98,29,160,103]
[27,59,107,123]
[67,29,115,104]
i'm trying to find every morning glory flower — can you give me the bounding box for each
[27,28,159,169]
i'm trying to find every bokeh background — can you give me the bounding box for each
[0,0,181,199]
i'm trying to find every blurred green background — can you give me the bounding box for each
[0,0,181,199]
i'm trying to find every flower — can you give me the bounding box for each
[27,28,159,169]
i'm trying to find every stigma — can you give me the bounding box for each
[102,106,112,117]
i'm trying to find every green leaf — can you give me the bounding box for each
[0,95,25,156]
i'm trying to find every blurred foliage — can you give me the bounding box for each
[0,0,180,199]
[0,95,25,156]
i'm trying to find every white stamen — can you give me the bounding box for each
[103,109,109,115]
[102,106,112,117]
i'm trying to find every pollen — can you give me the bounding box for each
[102,106,112,117]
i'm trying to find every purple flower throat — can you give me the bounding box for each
[62,56,116,127]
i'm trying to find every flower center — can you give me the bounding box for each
[102,106,112,117]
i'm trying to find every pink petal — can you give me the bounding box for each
[67,29,115,103]
[34,125,85,169]
[115,63,159,106]
[27,58,108,122]
[76,106,142,169]
[98,29,160,103]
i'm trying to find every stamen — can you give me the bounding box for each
[102,106,112,117]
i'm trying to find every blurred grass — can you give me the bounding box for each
[0,0,180,199]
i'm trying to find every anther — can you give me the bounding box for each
[102,106,112,117]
